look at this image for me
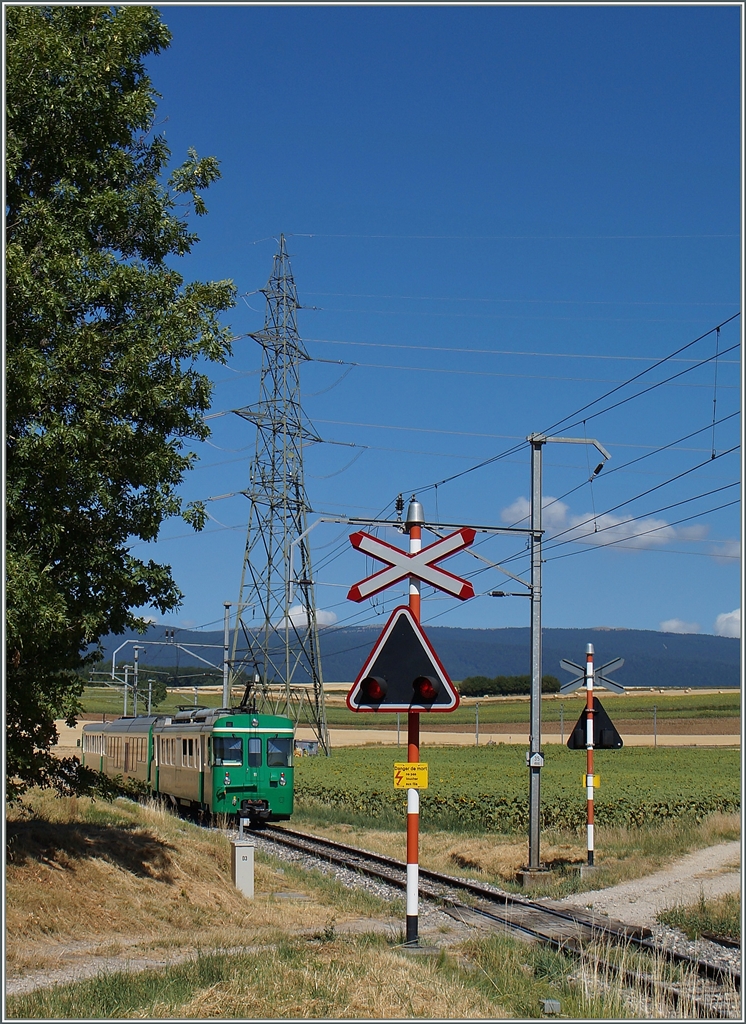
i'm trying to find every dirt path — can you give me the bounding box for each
[547,840,741,928]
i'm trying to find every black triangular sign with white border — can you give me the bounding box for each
[347,605,460,712]
[567,697,623,749]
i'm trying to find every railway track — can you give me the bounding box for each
[253,823,741,1019]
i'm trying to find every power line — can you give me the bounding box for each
[290,231,737,241]
[305,290,738,309]
[310,355,736,390]
[308,304,722,325]
[304,335,740,365]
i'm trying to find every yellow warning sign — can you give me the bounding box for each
[394,762,428,789]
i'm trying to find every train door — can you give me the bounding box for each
[199,733,206,804]
[123,741,130,773]
[247,734,262,793]
[266,734,293,816]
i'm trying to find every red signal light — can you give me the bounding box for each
[360,676,387,703]
[413,675,439,702]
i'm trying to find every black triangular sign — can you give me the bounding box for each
[346,605,459,712]
[567,697,623,749]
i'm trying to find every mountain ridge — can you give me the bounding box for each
[96,624,740,689]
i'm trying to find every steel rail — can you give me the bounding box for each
[256,823,741,994]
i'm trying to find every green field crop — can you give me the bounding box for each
[321,690,740,728]
[295,745,740,833]
[80,686,224,716]
[79,686,738,723]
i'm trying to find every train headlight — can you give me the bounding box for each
[224,772,231,785]
[279,773,287,786]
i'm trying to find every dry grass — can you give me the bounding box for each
[291,811,741,896]
[5,791,392,984]
[174,939,503,1020]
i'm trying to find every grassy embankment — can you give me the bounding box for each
[6,789,731,1020]
[658,892,740,942]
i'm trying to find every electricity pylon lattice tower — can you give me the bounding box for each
[230,234,329,753]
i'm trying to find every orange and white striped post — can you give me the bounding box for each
[584,642,595,866]
[405,497,423,944]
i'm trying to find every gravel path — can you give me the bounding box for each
[547,840,741,928]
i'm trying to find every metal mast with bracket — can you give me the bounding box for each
[230,235,329,753]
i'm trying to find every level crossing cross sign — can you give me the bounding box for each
[346,605,460,712]
[347,527,476,603]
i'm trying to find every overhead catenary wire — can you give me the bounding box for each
[711,327,721,459]
[543,499,741,564]
[409,313,740,496]
[539,445,740,548]
[519,411,741,523]
[541,313,740,437]
[493,479,741,569]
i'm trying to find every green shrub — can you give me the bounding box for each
[459,674,560,697]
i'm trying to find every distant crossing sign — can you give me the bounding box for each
[347,527,476,602]
[560,656,625,694]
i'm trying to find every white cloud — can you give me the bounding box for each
[500,496,531,527]
[659,618,701,635]
[711,539,741,563]
[501,495,710,551]
[279,605,337,629]
[714,609,740,638]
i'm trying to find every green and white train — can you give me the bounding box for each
[81,708,294,823]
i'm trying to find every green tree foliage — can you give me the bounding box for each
[458,675,561,697]
[5,6,236,799]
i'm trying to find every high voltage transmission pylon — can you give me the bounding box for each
[229,235,330,753]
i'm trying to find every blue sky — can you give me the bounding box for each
[136,3,742,640]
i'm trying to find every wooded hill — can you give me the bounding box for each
[98,625,740,689]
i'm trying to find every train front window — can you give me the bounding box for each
[214,736,242,765]
[248,737,262,767]
[267,737,292,767]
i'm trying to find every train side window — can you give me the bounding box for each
[248,738,262,767]
[213,736,242,765]
[267,736,292,767]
